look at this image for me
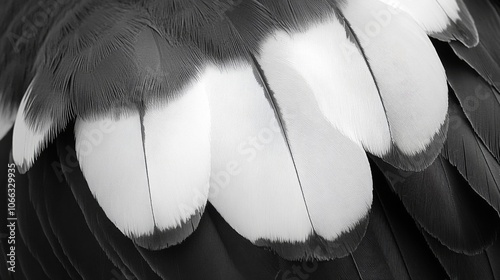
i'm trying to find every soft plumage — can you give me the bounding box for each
[1,0,499,279]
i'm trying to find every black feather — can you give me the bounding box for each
[444,97,500,216]
[373,154,500,254]
[0,131,12,279]
[137,207,246,280]
[207,205,284,280]
[275,164,448,280]
[439,43,500,161]
[0,241,11,280]
[424,232,500,280]
[348,222,395,280]
[17,166,74,279]
[35,145,125,280]
[487,240,500,279]
[308,257,363,280]
[17,230,50,280]
[451,0,500,92]
[368,163,448,280]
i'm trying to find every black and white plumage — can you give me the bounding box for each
[0,0,499,279]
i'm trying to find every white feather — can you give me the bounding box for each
[256,42,373,241]
[76,113,155,236]
[207,63,372,243]
[144,80,211,230]
[254,15,392,156]
[76,75,211,238]
[0,106,16,140]
[12,83,53,173]
[376,0,460,34]
[342,0,448,155]
[207,65,312,242]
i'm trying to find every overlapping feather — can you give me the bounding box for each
[1,0,500,279]
[451,0,500,92]
[440,43,500,161]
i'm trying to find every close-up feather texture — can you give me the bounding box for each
[0,0,499,279]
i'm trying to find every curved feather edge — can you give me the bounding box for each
[26,156,88,279]
[12,83,50,174]
[135,209,246,280]
[486,241,500,279]
[0,0,74,149]
[264,162,448,280]
[0,107,15,141]
[451,0,500,92]
[338,7,449,171]
[36,145,129,280]
[433,0,479,47]
[209,194,442,280]
[440,44,500,161]
[17,232,50,280]
[373,154,500,254]
[376,0,478,47]
[56,126,162,280]
[75,82,211,250]
[443,98,500,216]
[369,162,448,280]
[380,118,448,172]
[251,56,370,261]
[424,231,500,280]
[338,0,449,171]
[254,218,369,262]
[16,163,74,279]
[9,6,154,174]
[206,59,371,261]
[231,0,447,173]
[35,22,210,250]
[206,9,373,261]
[12,78,70,174]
